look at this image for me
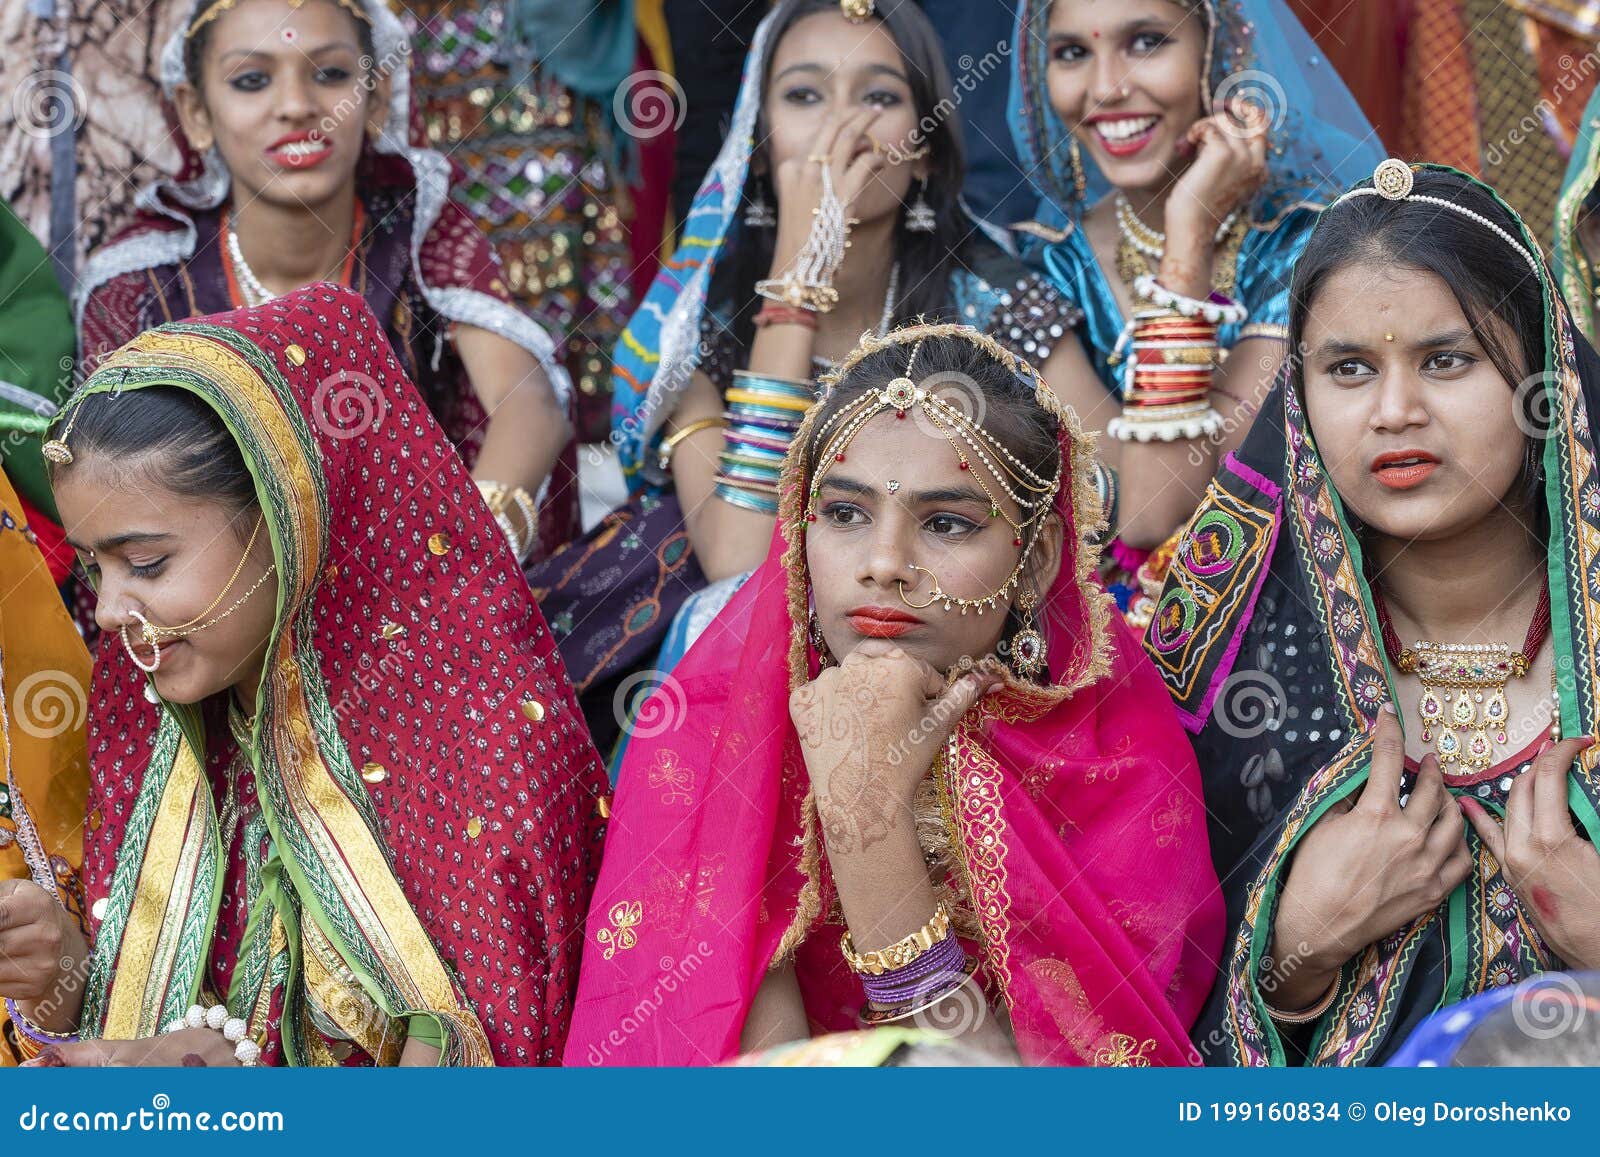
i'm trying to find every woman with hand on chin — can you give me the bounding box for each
[4,287,605,1067]
[1151,163,1600,1065]
[1007,0,1382,618]
[76,0,576,568]
[564,324,1222,1066]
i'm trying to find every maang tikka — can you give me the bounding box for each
[805,326,1061,638]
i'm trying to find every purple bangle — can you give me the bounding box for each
[5,997,79,1045]
[859,930,966,1006]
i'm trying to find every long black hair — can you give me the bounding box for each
[709,0,968,357]
[1286,166,1549,524]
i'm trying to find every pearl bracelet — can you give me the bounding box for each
[1132,274,1249,326]
[164,1003,262,1067]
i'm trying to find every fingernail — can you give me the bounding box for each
[1537,739,1553,756]
[1379,702,1397,716]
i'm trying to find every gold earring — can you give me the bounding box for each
[1008,586,1047,678]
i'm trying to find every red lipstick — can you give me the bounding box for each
[1083,112,1162,159]
[846,605,924,639]
[264,131,333,171]
[1371,449,1441,490]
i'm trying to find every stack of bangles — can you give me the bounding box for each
[714,370,815,516]
[841,903,982,1028]
[476,480,538,562]
[1107,277,1246,443]
[6,997,77,1062]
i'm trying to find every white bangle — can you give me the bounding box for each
[165,1003,261,1067]
[1133,274,1249,325]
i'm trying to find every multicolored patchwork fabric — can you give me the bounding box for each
[1144,453,1283,730]
[405,0,633,442]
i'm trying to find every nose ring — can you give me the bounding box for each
[121,609,162,673]
[897,562,941,610]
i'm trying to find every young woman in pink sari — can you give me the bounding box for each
[564,323,1223,1066]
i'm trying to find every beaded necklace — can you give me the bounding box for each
[221,202,365,308]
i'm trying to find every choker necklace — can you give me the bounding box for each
[1373,584,1553,777]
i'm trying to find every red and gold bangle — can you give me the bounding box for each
[754,304,820,330]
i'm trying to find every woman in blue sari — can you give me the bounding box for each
[1007,0,1382,613]
[532,0,1084,755]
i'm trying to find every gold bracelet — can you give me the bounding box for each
[1262,974,1340,1024]
[657,417,728,474]
[840,903,952,976]
[476,479,535,560]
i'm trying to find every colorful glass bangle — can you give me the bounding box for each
[858,929,966,1005]
[6,998,79,1046]
[714,481,780,515]
[753,305,820,330]
[731,369,815,395]
[856,956,981,1027]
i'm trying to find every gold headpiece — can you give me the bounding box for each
[185,0,372,41]
[43,388,93,465]
[840,0,876,22]
[806,323,1064,616]
[1331,159,1541,276]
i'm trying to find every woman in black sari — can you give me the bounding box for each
[1149,162,1600,1065]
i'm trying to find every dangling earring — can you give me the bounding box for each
[808,608,835,667]
[905,177,936,233]
[1008,586,1047,679]
[744,176,777,229]
[1068,136,1087,204]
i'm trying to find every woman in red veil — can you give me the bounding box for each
[4,285,606,1066]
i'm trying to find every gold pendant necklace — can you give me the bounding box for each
[1377,585,1552,777]
[1404,642,1524,773]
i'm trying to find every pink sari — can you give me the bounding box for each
[564,383,1223,1066]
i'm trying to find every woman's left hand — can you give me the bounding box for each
[1460,736,1600,969]
[789,648,998,838]
[1163,98,1268,269]
[26,1028,244,1067]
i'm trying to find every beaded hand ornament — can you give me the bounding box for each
[804,324,1063,672]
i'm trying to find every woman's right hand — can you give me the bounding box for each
[768,106,886,276]
[30,1029,243,1068]
[1269,706,1471,993]
[0,879,88,1023]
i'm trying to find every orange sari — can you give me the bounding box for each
[0,466,90,1065]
